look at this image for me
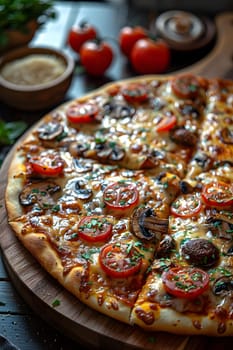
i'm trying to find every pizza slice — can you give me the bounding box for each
[186,78,233,179]
[10,74,208,183]
[33,75,208,176]
[131,164,233,335]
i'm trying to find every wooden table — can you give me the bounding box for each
[1,2,233,349]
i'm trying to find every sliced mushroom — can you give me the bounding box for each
[207,210,233,226]
[95,141,125,162]
[109,145,125,161]
[95,142,112,159]
[130,207,168,240]
[104,102,135,119]
[207,217,233,240]
[74,180,93,200]
[69,142,90,157]
[140,149,166,169]
[37,121,64,141]
[156,235,175,258]
[178,101,201,118]
[179,180,195,194]
[219,127,233,144]
[73,158,93,173]
[226,245,233,256]
[192,151,213,171]
[213,276,233,296]
[206,210,233,240]
[19,181,61,206]
[170,127,197,146]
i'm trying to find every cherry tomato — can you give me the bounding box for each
[80,40,113,76]
[171,194,202,218]
[156,114,177,132]
[131,38,170,74]
[103,181,139,210]
[77,216,112,242]
[99,242,142,278]
[121,83,149,103]
[171,74,200,99]
[118,26,147,57]
[162,267,209,299]
[30,152,64,176]
[68,22,97,53]
[202,181,233,207]
[66,102,99,123]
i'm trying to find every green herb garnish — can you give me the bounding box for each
[52,299,60,308]
[0,120,28,145]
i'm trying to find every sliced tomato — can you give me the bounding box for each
[66,102,99,123]
[121,83,149,103]
[30,152,64,176]
[202,181,233,207]
[171,74,200,99]
[103,181,139,210]
[162,267,209,299]
[99,242,142,278]
[156,114,177,132]
[77,216,112,242]
[171,194,202,218]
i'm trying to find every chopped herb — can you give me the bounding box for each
[56,131,68,142]
[52,204,60,212]
[163,181,169,189]
[52,299,60,308]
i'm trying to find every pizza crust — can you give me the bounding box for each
[64,267,132,324]
[6,151,27,220]
[131,305,233,336]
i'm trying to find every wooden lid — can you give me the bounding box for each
[155,11,216,51]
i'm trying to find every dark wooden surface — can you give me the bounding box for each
[0,2,233,349]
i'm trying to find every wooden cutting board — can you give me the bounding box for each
[177,12,233,79]
[0,12,233,349]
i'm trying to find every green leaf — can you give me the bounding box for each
[0,0,56,48]
[0,120,28,145]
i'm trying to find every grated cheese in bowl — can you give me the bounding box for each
[0,54,66,86]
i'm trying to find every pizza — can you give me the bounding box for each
[5,73,233,336]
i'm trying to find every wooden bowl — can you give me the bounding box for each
[0,20,38,54]
[0,46,75,111]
